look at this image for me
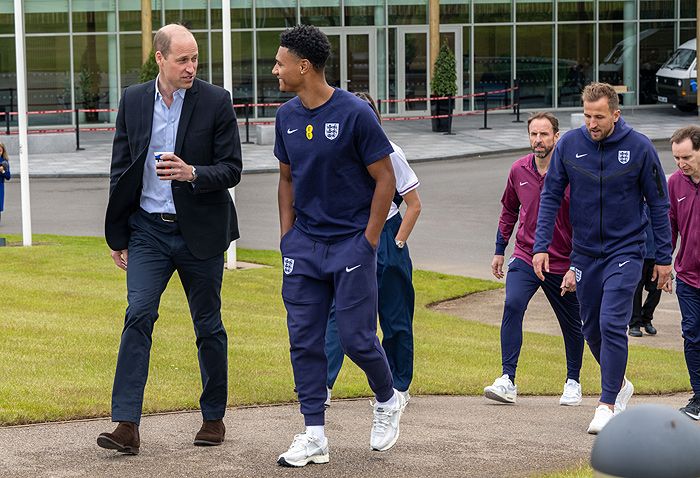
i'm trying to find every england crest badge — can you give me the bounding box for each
[283,257,295,275]
[618,150,630,164]
[325,123,339,140]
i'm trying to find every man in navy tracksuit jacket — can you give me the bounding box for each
[533,83,672,434]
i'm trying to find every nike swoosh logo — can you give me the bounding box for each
[287,128,298,134]
[678,196,687,202]
[519,181,528,186]
[345,265,361,272]
[618,260,631,267]
[575,153,588,158]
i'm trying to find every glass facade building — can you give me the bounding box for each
[0,0,695,126]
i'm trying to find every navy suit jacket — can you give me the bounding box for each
[105,78,242,259]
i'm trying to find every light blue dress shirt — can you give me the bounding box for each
[140,76,186,214]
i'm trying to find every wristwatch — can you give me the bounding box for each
[395,239,405,249]
[187,165,197,183]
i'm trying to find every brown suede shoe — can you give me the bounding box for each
[97,422,140,455]
[194,419,226,446]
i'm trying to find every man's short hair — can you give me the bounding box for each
[527,112,559,133]
[581,82,620,112]
[153,24,190,58]
[671,125,700,151]
[280,25,331,70]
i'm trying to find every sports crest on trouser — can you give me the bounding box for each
[283,257,295,275]
[618,151,630,164]
[325,123,339,140]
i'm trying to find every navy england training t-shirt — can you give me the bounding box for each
[274,88,394,242]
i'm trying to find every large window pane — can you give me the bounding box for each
[462,26,471,110]
[599,0,636,21]
[222,0,253,28]
[680,0,696,18]
[325,35,342,88]
[0,2,12,35]
[558,23,594,107]
[346,0,385,26]
[441,0,469,24]
[120,34,143,88]
[516,25,552,107]
[119,0,161,32]
[301,0,341,26]
[639,23,675,104]
[640,0,674,19]
[404,32,427,111]
[558,0,593,21]
[680,22,696,43]
[165,0,208,30]
[599,23,637,105]
[388,0,427,25]
[0,37,17,125]
[517,0,552,22]
[257,30,294,117]
[474,26,511,109]
[73,35,119,124]
[25,0,69,34]
[27,36,71,126]
[256,0,297,28]
[73,0,116,33]
[474,0,511,23]
[192,32,209,83]
[231,31,254,107]
[388,28,397,113]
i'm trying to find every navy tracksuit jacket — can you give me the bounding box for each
[534,117,672,404]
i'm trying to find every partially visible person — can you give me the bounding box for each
[533,82,672,434]
[99,24,242,455]
[628,203,661,337]
[484,112,584,407]
[0,142,10,224]
[325,92,421,405]
[668,125,700,421]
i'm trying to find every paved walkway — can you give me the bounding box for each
[6,105,699,177]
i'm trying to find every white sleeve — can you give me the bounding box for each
[389,141,420,196]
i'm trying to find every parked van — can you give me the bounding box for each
[656,38,697,112]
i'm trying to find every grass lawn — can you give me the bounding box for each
[0,235,691,429]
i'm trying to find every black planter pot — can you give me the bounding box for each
[430,97,454,132]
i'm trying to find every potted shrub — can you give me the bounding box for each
[140,49,159,83]
[430,42,457,132]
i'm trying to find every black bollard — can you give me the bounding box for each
[75,108,84,151]
[512,78,523,123]
[4,106,9,135]
[444,96,455,135]
[480,91,491,130]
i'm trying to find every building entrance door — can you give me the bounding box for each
[323,28,377,100]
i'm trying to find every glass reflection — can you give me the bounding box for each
[558,24,593,107]
[516,25,553,107]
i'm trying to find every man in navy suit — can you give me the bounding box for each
[99,24,242,455]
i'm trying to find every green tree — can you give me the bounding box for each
[431,43,457,97]
[139,49,159,83]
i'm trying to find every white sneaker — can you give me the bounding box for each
[277,433,330,467]
[324,388,331,408]
[587,405,614,434]
[484,374,517,404]
[559,379,583,406]
[397,390,411,405]
[370,390,407,451]
[614,377,634,414]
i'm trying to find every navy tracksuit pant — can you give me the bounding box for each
[501,258,583,383]
[677,279,700,396]
[281,227,394,426]
[112,209,228,425]
[325,214,415,392]
[571,248,643,405]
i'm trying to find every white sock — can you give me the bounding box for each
[306,425,325,440]
[376,390,398,408]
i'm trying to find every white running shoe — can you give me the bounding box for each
[324,387,331,408]
[484,374,517,404]
[370,390,407,451]
[587,405,614,434]
[614,377,634,414]
[397,390,411,405]
[277,433,330,467]
[559,379,583,406]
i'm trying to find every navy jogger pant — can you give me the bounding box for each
[501,258,583,383]
[281,227,394,426]
[677,278,700,395]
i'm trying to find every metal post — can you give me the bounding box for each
[75,108,84,150]
[377,98,382,116]
[4,106,9,135]
[480,91,491,130]
[444,96,455,135]
[512,78,523,123]
[243,103,252,144]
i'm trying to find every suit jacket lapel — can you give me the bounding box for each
[137,80,156,163]
[175,79,200,156]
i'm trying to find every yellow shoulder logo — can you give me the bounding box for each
[306,124,313,140]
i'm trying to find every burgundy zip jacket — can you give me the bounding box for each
[669,169,700,289]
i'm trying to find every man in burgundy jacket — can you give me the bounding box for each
[484,112,584,407]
